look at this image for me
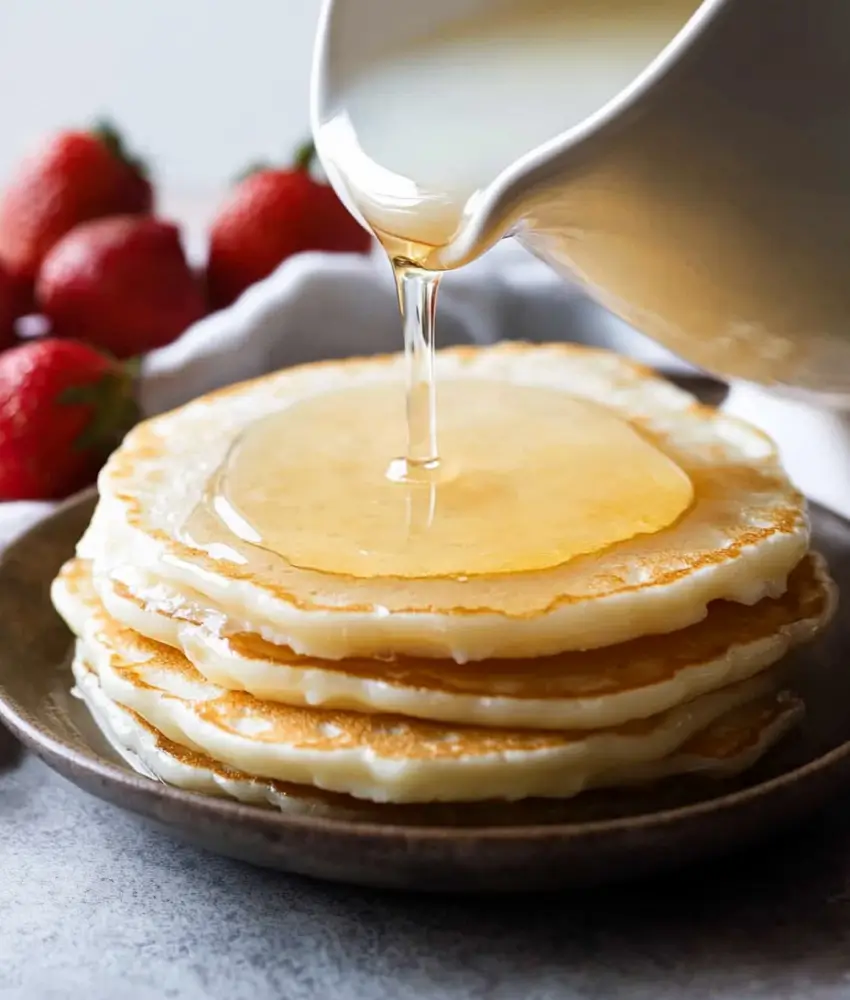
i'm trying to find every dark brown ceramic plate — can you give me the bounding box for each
[1,487,849,892]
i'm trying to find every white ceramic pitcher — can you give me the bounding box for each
[313,0,850,401]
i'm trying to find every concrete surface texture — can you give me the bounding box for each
[4,740,850,1000]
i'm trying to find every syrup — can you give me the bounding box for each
[388,261,440,480]
[379,231,446,492]
[212,380,693,579]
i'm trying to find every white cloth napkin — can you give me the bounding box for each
[0,239,690,547]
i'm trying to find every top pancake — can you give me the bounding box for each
[80,343,808,661]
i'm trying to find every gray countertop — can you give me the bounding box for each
[5,727,850,1000]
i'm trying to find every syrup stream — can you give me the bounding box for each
[393,263,441,477]
[386,262,442,536]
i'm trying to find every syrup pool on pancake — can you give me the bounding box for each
[212,379,693,578]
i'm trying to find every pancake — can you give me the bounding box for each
[56,569,790,804]
[78,344,808,662]
[56,553,835,730]
[71,653,805,815]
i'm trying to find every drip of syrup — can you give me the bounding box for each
[387,262,441,484]
[379,231,446,537]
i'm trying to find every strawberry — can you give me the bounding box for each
[207,140,372,309]
[0,121,153,311]
[0,339,138,500]
[36,216,206,358]
[0,260,18,348]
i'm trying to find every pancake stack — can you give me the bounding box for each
[51,344,836,807]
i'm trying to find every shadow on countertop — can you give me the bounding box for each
[0,721,21,772]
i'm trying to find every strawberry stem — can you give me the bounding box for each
[232,139,317,186]
[61,355,140,455]
[294,140,317,174]
[234,161,273,184]
[92,117,149,180]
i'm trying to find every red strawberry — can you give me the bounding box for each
[0,339,138,500]
[0,261,18,348]
[207,140,372,309]
[0,121,153,311]
[37,216,206,358]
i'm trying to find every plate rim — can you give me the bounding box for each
[2,486,849,844]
